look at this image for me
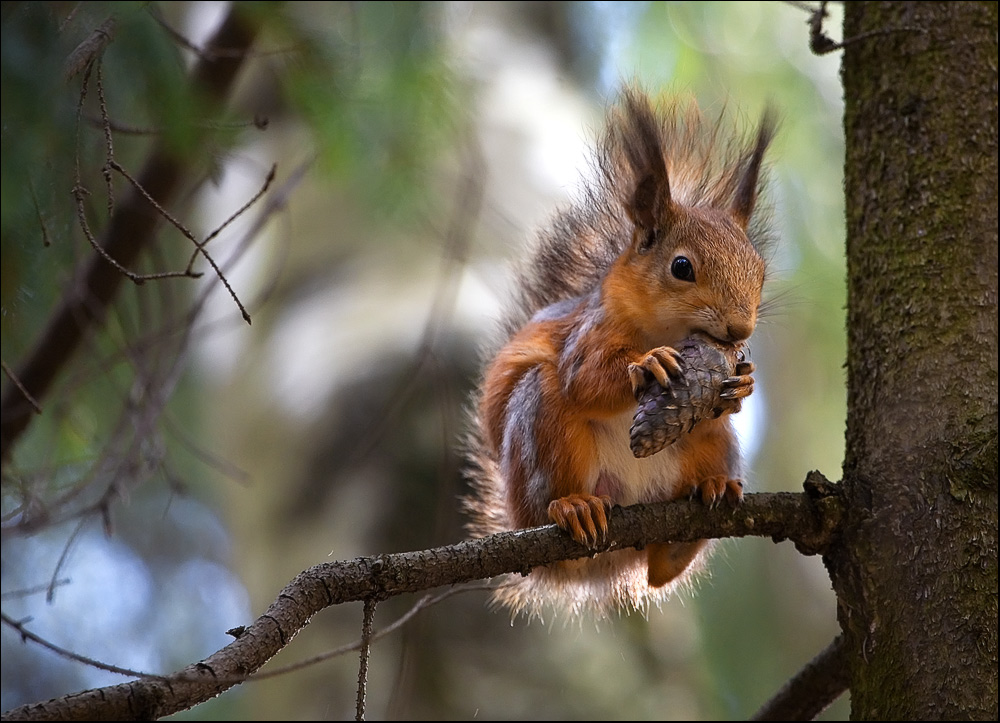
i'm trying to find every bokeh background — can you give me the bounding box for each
[2,1,848,719]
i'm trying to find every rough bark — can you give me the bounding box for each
[830,2,998,719]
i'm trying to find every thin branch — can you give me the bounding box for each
[95,60,115,216]
[783,0,926,56]
[27,177,52,247]
[183,163,277,274]
[355,598,376,722]
[71,60,150,282]
[333,136,484,473]
[109,158,255,323]
[0,612,167,681]
[246,583,492,681]
[160,412,251,486]
[0,573,486,692]
[0,485,844,721]
[0,362,41,415]
[147,6,216,62]
[0,579,71,601]
[85,114,270,135]
[45,516,87,603]
[147,5,298,62]
[2,160,301,538]
[0,5,260,464]
[106,160,199,246]
[751,635,849,720]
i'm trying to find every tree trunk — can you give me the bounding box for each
[832,1,998,719]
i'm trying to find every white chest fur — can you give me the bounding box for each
[590,409,683,505]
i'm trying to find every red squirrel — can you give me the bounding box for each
[464,87,775,618]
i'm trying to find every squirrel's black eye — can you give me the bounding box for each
[671,256,695,282]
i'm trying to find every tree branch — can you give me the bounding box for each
[0,4,260,465]
[751,635,849,720]
[1,483,843,721]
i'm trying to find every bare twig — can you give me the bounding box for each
[0,579,71,601]
[85,114,269,135]
[27,178,52,247]
[95,60,115,216]
[0,361,41,415]
[1,576,488,696]
[109,158,256,322]
[147,6,213,61]
[183,164,277,274]
[72,60,153,281]
[160,412,251,486]
[147,5,298,62]
[1,611,167,681]
[751,635,849,720]
[0,5,260,464]
[246,584,492,681]
[355,598,377,721]
[147,6,250,62]
[45,517,87,603]
[2,159,302,538]
[784,0,926,56]
[336,135,484,472]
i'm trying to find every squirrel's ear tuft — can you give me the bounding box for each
[629,173,660,231]
[617,88,674,234]
[731,107,777,229]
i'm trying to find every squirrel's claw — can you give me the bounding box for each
[720,360,755,407]
[720,374,754,400]
[678,475,744,509]
[548,494,614,547]
[629,346,684,397]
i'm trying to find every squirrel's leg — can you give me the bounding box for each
[647,476,742,586]
[647,541,708,587]
[674,416,746,506]
[646,420,744,586]
[542,407,612,547]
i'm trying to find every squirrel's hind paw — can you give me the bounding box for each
[679,475,744,508]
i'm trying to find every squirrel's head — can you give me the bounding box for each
[603,88,774,349]
[622,207,766,347]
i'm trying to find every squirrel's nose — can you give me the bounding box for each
[725,319,755,343]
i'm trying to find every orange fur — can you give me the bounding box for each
[463,87,775,619]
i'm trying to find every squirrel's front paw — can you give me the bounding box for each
[548,494,614,547]
[628,346,684,398]
[678,475,744,508]
[717,359,755,414]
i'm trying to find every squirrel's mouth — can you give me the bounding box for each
[690,331,743,353]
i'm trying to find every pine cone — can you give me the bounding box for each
[629,336,751,458]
